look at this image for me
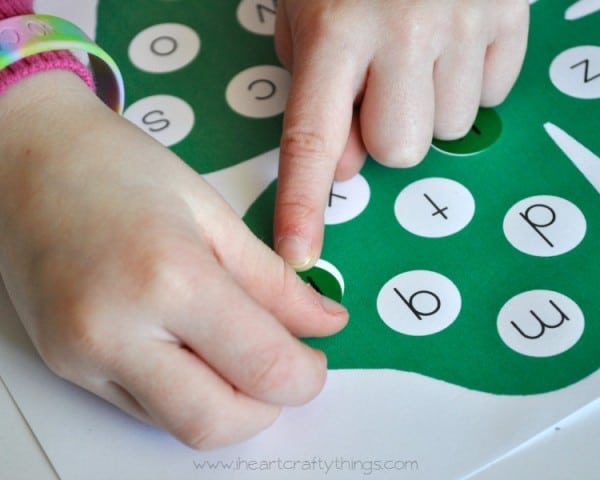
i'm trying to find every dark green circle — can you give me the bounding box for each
[432,108,502,156]
[298,266,343,303]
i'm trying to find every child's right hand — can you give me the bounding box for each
[0,71,348,448]
[272,0,529,270]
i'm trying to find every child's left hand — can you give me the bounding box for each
[273,0,529,270]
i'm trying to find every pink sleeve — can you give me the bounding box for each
[0,0,95,95]
[0,0,34,13]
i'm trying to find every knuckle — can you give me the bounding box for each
[392,10,434,51]
[516,0,531,20]
[276,193,321,230]
[129,240,200,305]
[334,159,359,181]
[274,260,309,307]
[32,261,112,378]
[36,299,107,379]
[452,119,473,139]
[244,345,295,397]
[262,255,292,298]
[452,4,485,41]
[176,419,222,451]
[280,259,301,295]
[480,90,506,108]
[175,405,276,450]
[394,150,426,168]
[280,127,331,164]
[274,39,292,70]
[293,7,346,45]
[379,144,427,168]
[435,115,475,141]
[36,339,70,378]
[135,246,177,292]
[366,132,428,168]
[501,0,530,29]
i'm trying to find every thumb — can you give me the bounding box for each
[206,202,348,338]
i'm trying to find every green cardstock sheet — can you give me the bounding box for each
[96,0,600,396]
[0,1,598,479]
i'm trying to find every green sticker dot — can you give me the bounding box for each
[298,266,343,303]
[432,108,502,156]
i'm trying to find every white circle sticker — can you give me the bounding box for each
[129,23,200,73]
[237,0,277,35]
[550,46,600,99]
[503,195,586,257]
[324,174,371,225]
[394,178,475,238]
[377,270,461,336]
[124,95,195,147]
[226,65,291,118]
[315,259,345,294]
[497,290,584,358]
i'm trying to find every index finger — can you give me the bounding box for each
[274,38,362,271]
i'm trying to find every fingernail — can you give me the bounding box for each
[319,294,347,315]
[276,236,313,271]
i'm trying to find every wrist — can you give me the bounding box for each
[0,70,110,263]
[0,68,97,146]
[0,70,103,200]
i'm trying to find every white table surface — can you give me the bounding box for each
[3,3,598,478]
[1,375,599,480]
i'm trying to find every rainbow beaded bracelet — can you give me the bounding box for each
[0,14,124,113]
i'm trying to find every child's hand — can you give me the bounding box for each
[273,0,529,269]
[0,72,347,448]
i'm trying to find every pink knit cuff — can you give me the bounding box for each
[0,0,33,16]
[0,51,96,95]
[0,0,96,96]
